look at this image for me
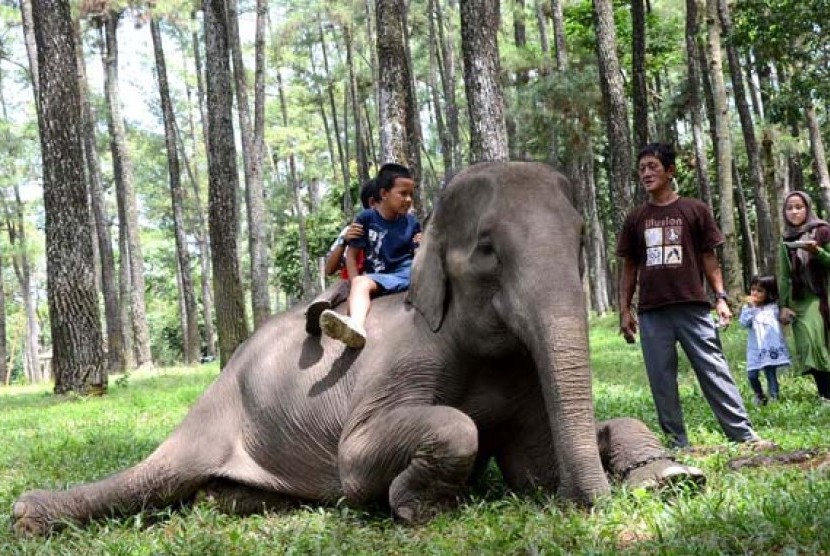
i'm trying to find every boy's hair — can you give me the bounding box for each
[359,178,380,209]
[750,275,779,304]
[637,142,676,170]
[376,163,412,192]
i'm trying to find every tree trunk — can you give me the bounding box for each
[718,0,775,274]
[428,0,453,184]
[189,7,217,359]
[550,0,568,70]
[4,187,41,383]
[807,103,830,213]
[535,0,551,72]
[460,0,509,162]
[345,23,370,186]
[150,14,201,365]
[102,11,152,368]
[75,16,123,374]
[204,0,251,366]
[435,0,462,172]
[18,0,39,106]
[320,23,353,217]
[631,0,649,149]
[705,0,742,298]
[277,71,314,298]
[226,0,271,329]
[32,0,105,395]
[733,160,757,283]
[684,0,713,208]
[377,0,424,216]
[592,0,634,224]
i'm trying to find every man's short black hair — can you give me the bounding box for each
[359,178,380,209]
[376,163,412,192]
[637,142,676,170]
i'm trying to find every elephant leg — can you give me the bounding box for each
[597,417,705,491]
[339,406,478,524]
[490,398,559,493]
[200,478,299,515]
[13,429,221,536]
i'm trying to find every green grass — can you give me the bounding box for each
[2,316,830,554]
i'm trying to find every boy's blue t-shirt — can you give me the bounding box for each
[349,209,421,273]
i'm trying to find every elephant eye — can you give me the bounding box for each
[476,235,496,256]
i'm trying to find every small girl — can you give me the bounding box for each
[739,275,791,404]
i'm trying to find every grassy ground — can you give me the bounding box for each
[2,314,830,554]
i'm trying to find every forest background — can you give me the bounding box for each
[0,0,827,393]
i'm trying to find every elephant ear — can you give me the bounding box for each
[406,230,447,332]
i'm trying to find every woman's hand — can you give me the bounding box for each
[801,240,819,254]
[780,307,796,325]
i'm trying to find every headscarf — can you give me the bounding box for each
[783,191,828,241]
[783,190,830,345]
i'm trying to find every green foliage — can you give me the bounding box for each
[732,0,830,124]
[4,321,830,552]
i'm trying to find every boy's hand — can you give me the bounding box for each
[780,307,796,324]
[344,223,364,241]
[413,232,423,247]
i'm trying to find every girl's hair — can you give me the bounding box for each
[750,275,779,304]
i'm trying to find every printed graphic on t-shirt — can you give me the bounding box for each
[368,228,387,272]
[643,217,683,267]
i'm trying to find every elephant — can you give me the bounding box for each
[12,162,703,536]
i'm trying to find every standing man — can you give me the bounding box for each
[617,142,773,449]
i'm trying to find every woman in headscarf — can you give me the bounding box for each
[779,190,830,401]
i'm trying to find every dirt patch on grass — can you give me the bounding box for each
[727,449,830,471]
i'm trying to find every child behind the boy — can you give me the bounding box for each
[738,275,791,405]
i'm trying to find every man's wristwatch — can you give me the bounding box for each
[715,291,729,303]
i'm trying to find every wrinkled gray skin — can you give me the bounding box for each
[13,162,699,536]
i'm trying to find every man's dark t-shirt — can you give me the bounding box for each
[616,197,723,312]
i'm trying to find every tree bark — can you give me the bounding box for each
[718,0,775,274]
[204,0,250,366]
[592,0,634,224]
[150,14,201,365]
[226,0,271,329]
[460,0,509,162]
[74,16,123,374]
[807,102,830,213]
[550,0,568,70]
[428,0,453,185]
[4,187,41,382]
[733,160,758,282]
[377,0,425,215]
[32,0,105,395]
[684,0,713,208]
[632,0,649,149]
[189,7,217,359]
[102,10,152,368]
[435,0,462,173]
[344,23,370,186]
[277,71,314,298]
[705,0,742,297]
[320,23,353,217]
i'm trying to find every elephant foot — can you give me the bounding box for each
[624,458,706,493]
[12,490,62,537]
[388,464,467,525]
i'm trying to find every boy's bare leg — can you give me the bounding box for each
[320,277,378,348]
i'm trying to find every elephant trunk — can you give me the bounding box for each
[530,312,609,504]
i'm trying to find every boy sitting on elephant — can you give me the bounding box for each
[320,163,422,348]
[304,179,381,335]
